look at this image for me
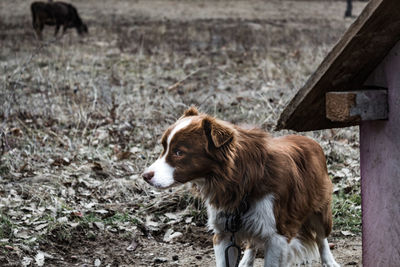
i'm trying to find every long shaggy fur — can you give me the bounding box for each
[143,107,339,266]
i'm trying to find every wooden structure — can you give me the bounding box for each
[277,0,400,265]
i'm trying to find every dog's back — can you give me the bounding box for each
[265,135,333,240]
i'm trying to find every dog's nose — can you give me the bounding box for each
[142,171,155,181]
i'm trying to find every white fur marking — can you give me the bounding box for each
[320,238,340,267]
[241,194,277,238]
[264,234,289,267]
[145,155,175,188]
[238,247,256,267]
[167,118,192,145]
[145,118,192,188]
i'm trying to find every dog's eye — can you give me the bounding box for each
[175,150,183,157]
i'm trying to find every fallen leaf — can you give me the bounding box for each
[116,151,132,160]
[14,230,30,239]
[145,216,160,231]
[91,162,103,171]
[164,213,180,221]
[93,221,105,230]
[57,216,68,223]
[129,146,141,153]
[10,127,23,136]
[21,257,33,266]
[70,211,83,218]
[163,228,183,243]
[94,209,109,215]
[35,251,45,266]
[341,230,355,236]
[126,239,139,251]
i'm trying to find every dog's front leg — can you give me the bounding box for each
[238,243,256,267]
[264,235,288,267]
[214,233,238,267]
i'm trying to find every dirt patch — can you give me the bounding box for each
[0,225,362,266]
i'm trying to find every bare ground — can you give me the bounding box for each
[0,0,366,266]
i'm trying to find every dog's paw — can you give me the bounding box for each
[322,261,340,267]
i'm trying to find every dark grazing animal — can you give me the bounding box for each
[345,0,369,18]
[30,1,88,40]
[344,0,353,18]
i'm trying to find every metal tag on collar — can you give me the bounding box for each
[224,233,241,267]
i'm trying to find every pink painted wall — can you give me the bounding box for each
[361,41,400,266]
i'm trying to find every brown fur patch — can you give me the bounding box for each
[182,106,199,117]
[213,233,228,245]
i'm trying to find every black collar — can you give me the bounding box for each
[223,194,249,233]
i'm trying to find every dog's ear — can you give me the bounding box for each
[202,116,234,148]
[182,106,199,117]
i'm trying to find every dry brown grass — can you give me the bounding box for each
[0,0,365,266]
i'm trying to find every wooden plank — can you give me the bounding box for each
[326,92,357,122]
[360,40,400,266]
[326,90,388,122]
[276,0,400,131]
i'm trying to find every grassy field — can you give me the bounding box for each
[0,0,365,266]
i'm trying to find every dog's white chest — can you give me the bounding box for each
[207,194,278,241]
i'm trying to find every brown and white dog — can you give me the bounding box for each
[142,107,339,267]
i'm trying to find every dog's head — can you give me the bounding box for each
[142,107,235,188]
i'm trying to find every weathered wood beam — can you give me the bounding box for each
[276,0,400,131]
[326,90,388,122]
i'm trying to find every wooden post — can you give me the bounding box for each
[360,41,400,266]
